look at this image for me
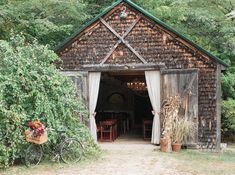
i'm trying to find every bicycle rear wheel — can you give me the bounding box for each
[25,144,43,167]
[60,138,83,164]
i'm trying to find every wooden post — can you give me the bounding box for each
[216,64,222,152]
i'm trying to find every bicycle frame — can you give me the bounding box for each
[43,129,68,161]
[25,127,84,166]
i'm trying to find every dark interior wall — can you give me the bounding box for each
[96,75,153,128]
[96,81,134,111]
[96,78,135,127]
[134,94,152,124]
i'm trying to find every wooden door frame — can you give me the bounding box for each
[85,67,161,142]
[62,68,201,145]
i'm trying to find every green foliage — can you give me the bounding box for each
[0,0,90,48]
[222,71,235,99]
[221,68,235,133]
[222,99,235,131]
[85,0,116,16]
[0,35,97,168]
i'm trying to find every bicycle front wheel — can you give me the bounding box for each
[25,144,43,167]
[60,138,83,164]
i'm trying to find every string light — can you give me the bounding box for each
[126,79,147,91]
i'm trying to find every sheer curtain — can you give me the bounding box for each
[145,71,161,144]
[88,72,101,143]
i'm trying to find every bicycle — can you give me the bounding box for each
[25,128,83,167]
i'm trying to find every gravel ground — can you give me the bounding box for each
[58,140,189,175]
[2,138,234,175]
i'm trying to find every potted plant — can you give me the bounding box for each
[171,118,193,152]
[160,95,180,152]
[160,129,172,152]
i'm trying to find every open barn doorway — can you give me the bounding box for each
[95,71,153,142]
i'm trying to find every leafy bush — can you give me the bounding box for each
[222,99,235,132]
[0,35,98,168]
[221,72,235,99]
[0,0,91,48]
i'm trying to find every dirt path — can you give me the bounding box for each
[77,143,164,175]
[58,140,186,175]
[3,140,235,175]
[5,141,192,175]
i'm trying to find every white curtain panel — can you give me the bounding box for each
[88,72,101,143]
[145,71,161,144]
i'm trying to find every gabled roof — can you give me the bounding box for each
[54,0,228,68]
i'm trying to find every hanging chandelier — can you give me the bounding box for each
[126,79,147,91]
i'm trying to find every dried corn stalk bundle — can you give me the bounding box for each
[161,95,180,140]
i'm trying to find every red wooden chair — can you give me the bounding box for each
[108,119,118,140]
[97,124,101,140]
[100,120,114,142]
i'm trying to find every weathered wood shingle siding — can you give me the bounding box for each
[57,1,227,144]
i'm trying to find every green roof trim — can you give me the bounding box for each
[54,0,228,67]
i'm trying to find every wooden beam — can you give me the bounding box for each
[100,16,144,65]
[100,18,122,40]
[108,71,145,76]
[122,16,141,38]
[80,63,165,71]
[216,64,222,152]
[161,68,199,75]
[100,41,121,65]
[100,17,148,64]
[125,41,148,64]
[100,16,141,40]
[182,73,197,97]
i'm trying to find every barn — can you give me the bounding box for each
[55,0,228,150]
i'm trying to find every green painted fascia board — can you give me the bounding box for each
[54,0,123,52]
[54,0,228,68]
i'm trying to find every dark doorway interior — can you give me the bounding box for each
[95,71,153,142]
[133,94,152,135]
